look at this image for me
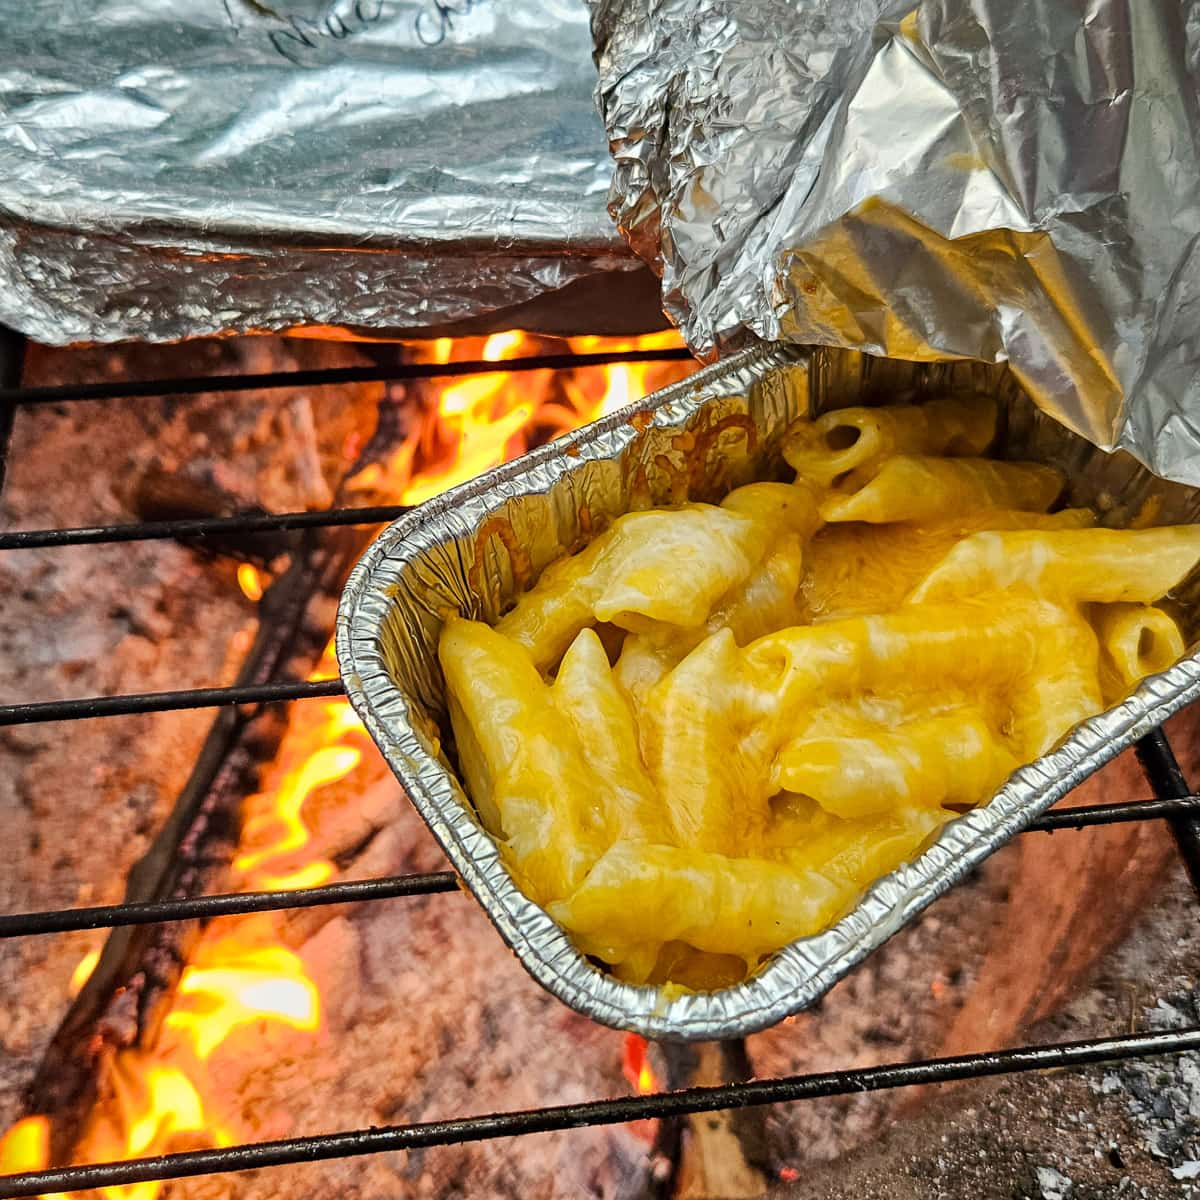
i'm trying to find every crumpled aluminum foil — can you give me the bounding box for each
[0,0,638,345]
[590,0,1200,485]
[338,346,1200,1039]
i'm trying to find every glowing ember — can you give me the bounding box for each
[2,330,693,1192]
[236,563,264,603]
[620,1034,661,1146]
[69,947,101,997]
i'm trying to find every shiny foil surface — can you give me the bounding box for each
[0,0,633,344]
[338,348,1200,1039]
[589,0,1200,485]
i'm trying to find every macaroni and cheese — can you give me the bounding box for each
[439,394,1200,990]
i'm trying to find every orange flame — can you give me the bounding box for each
[620,1034,661,1145]
[622,1034,659,1096]
[0,1117,49,1176]
[236,563,264,603]
[69,948,101,998]
[167,936,319,1060]
[2,332,693,1196]
[84,1062,234,1200]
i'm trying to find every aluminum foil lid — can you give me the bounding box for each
[0,0,636,344]
[590,0,1200,485]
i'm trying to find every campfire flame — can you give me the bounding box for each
[68,949,101,998]
[1,331,692,1196]
[621,1035,662,1146]
[236,563,264,603]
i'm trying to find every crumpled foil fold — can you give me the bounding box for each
[589,0,1200,485]
[0,0,635,344]
[337,346,1200,1039]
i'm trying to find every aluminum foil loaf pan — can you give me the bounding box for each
[337,345,1200,1040]
[0,0,651,345]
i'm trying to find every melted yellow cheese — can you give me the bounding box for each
[1095,602,1186,702]
[799,509,1094,620]
[438,391,1200,991]
[784,395,997,487]
[821,456,1063,524]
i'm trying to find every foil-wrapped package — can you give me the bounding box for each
[0,0,648,345]
[590,0,1200,485]
[338,346,1200,1039]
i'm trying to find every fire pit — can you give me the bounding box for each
[1,329,1199,1199]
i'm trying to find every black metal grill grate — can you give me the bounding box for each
[1,333,1199,1199]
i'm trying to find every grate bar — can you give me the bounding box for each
[0,872,460,938]
[2,795,1197,937]
[0,348,695,407]
[2,1026,1197,1198]
[0,504,412,550]
[0,678,344,727]
[1026,794,1200,831]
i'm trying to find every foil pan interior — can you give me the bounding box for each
[0,0,636,344]
[338,345,1200,1040]
[589,0,1200,486]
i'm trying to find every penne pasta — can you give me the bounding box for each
[497,482,818,671]
[773,806,948,890]
[784,395,997,487]
[909,526,1200,607]
[612,632,679,718]
[773,710,1017,819]
[820,456,1063,524]
[800,508,1095,620]
[548,842,848,967]
[553,629,669,844]
[1095,602,1186,701]
[639,630,777,852]
[438,617,608,904]
[441,390,1200,989]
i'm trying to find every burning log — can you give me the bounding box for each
[23,524,362,1165]
[647,1040,769,1200]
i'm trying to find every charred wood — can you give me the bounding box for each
[23,523,361,1165]
[657,1040,769,1200]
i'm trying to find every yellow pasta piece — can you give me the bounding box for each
[784,394,997,486]
[612,632,679,718]
[553,629,668,843]
[1095,603,1186,702]
[710,536,805,643]
[799,508,1095,620]
[719,480,821,540]
[748,599,1100,757]
[440,388,1200,990]
[439,617,608,904]
[548,842,846,968]
[910,527,1200,606]
[821,457,1063,524]
[615,534,805,678]
[589,507,762,629]
[623,539,811,652]
[639,630,779,852]
[498,482,820,672]
[494,537,609,673]
[773,710,1017,819]
[773,806,948,889]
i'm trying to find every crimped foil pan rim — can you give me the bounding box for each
[337,345,1200,1040]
